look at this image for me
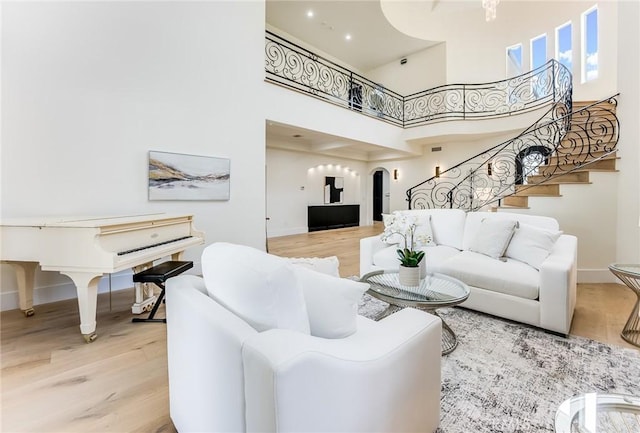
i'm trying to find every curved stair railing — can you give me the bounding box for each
[406,94,619,210]
[265,31,570,128]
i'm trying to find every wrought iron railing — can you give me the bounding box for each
[403,60,572,126]
[406,95,619,210]
[265,31,404,126]
[265,31,570,128]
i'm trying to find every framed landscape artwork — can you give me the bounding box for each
[148,151,230,201]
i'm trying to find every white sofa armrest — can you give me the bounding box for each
[538,234,578,335]
[242,308,442,433]
[360,235,390,277]
[165,275,257,433]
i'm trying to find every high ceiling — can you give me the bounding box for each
[265,0,438,72]
[265,0,440,161]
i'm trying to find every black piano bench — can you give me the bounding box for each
[131,260,193,324]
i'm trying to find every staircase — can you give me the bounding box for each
[500,99,619,209]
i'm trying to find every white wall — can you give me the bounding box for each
[1,1,266,309]
[381,1,618,101]
[615,0,640,265]
[266,148,367,237]
[365,43,447,96]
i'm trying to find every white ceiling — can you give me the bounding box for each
[265,0,440,161]
[265,0,438,72]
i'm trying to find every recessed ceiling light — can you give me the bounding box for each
[345,34,352,41]
[307,10,314,18]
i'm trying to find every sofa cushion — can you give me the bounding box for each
[467,218,518,259]
[439,251,539,300]
[202,243,310,334]
[462,211,559,251]
[287,256,340,277]
[381,212,435,248]
[392,209,466,249]
[294,267,369,339]
[505,223,563,270]
[372,244,461,274]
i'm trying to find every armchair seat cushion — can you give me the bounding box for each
[439,251,539,300]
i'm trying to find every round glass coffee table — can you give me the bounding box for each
[360,270,470,355]
[608,264,640,347]
[555,392,640,432]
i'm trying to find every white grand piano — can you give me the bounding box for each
[0,213,204,342]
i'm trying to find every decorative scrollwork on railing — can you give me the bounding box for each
[265,31,570,128]
[403,61,569,126]
[265,31,405,126]
[406,94,620,211]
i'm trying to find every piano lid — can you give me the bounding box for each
[0,213,187,228]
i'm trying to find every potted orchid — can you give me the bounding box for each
[381,214,428,286]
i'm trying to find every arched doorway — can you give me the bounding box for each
[371,168,390,221]
[515,146,552,185]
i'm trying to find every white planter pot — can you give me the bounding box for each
[399,265,421,287]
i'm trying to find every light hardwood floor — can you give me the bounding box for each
[1,224,637,432]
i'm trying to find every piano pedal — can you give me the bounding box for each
[131,261,193,324]
[132,296,156,315]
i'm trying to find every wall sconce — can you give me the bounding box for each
[435,166,441,178]
[487,163,492,176]
[393,169,399,180]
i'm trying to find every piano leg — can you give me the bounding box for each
[60,271,102,343]
[132,262,156,314]
[1,261,37,317]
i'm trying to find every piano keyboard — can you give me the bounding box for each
[117,235,193,256]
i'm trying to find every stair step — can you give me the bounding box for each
[538,157,617,175]
[527,171,590,184]
[515,183,560,196]
[572,100,617,110]
[547,151,616,166]
[502,195,528,208]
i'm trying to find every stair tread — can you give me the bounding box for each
[526,181,592,185]
[497,205,531,210]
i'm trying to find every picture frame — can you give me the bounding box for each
[148,150,230,201]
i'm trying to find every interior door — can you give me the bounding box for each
[373,170,383,221]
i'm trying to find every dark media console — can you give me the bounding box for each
[308,205,360,232]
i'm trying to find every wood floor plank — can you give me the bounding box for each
[1,224,637,432]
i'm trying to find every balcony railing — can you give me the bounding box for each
[265,31,571,128]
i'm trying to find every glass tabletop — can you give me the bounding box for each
[361,270,470,307]
[609,264,640,278]
[555,393,640,433]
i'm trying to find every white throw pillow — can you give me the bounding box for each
[381,213,404,244]
[287,256,340,277]
[294,266,369,339]
[412,214,436,248]
[505,223,563,270]
[381,212,435,248]
[202,243,310,334]
[468,218,518,259]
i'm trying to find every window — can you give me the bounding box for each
[582,6,598,82]
[556,22,572,72]
[530,34,547,97]
[506,44,523,77]
[530,34,547,70]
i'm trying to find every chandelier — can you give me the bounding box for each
[482,0,499,21]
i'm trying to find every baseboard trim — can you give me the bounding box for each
[577,269,618,284]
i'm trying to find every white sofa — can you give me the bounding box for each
[360,210,577,335]
[165,243,443,433]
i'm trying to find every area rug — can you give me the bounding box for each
[358,294,640,433]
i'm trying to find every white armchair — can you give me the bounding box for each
[165,244,442,433]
